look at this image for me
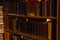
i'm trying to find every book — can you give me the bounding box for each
[27,2,38,16]
[48,22,52,40]
[40,1,45,16]
[52,20,56,40]
[46,1,50,16]
[51,0,56,17]
[40,22,48,38]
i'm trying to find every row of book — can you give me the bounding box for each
[10,35,32,40]
[5,0,56,17]
[8,17,48,38]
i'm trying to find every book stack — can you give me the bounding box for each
[0,6,4,40]
[0,33,3,40]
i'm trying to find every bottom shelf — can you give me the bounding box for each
[6,30,48,40]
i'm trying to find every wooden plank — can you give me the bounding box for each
[6,30,48,40]
[6,14,56,19]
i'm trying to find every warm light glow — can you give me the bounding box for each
[21,36,23,38]
[46,19,51,22]
[38,0,41,2]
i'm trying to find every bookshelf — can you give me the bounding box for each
[0,6,4,40]
[3,0,57,40]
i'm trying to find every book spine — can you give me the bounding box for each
[46,1,50,16]
[16,1,20,14]
[51,0,56,17]
[48,22,52,40]
[40,1,44,16]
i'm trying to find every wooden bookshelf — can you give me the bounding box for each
[6,30,48,40]
[3,0,58,40]
[6,14,56,19]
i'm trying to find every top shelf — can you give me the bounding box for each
[6,14,56,19]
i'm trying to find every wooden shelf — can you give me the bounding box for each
[6,14,56,19]
[6,30,47,40]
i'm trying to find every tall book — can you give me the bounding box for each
[51,0,56,17]
[40,1,45,16]
[52,20,56,40]
[46,1,50,16]
[48,22,52,40]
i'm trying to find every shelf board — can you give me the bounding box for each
[6,14,56,19]
[6,30,47,40]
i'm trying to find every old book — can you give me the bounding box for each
[40,1,45,16]
[51,0,56,17]
[46,1,50,16]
